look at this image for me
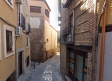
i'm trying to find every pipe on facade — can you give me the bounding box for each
[99,1,107,81]
[72,10,75,43]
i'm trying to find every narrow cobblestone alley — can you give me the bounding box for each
[21,54,65,81]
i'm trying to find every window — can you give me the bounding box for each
[6,30,13,52]
[26,36,29,48]
[4,25,15,58]
[5,0,14,9]
[30,6,41,13]
[45,9,49,18]
[27,56,30,67]
[0,23,2,60]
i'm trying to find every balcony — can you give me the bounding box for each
[63,0,73,8]
[62,26,74,44]
[26,23,31,33]
[19,13,25,30]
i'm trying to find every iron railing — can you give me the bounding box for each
[26,23,31,33]
[19,13,25,30]
[62,26,74,44]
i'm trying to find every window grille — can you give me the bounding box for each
[45,9,49,18]
[30,6,41,13]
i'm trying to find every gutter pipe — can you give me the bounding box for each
[99,0,107,81]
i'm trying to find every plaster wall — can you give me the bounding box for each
[96,32,112,81]
[0,0,18,80]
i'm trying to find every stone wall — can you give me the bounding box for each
[30,16,44,62]
[43,48,57,62]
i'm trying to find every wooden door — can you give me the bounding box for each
[18,51,22,77]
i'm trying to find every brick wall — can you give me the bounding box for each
[60,44,67,80]
[60,0,95,80]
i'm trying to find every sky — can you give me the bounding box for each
[46,0,60,31]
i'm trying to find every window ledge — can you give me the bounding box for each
[5,51,15,58]
[7,51,13,54]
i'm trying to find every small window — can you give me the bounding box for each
[30,6,41,13]
[26,36,29,48]
[6,30,13,52]
[4,25,15,58]
[27,56,30,67]
[45,9,49,18]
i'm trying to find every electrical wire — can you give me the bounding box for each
[0,17,16,28]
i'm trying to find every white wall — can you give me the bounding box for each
[96,32,112,81]
[30,17,40,28]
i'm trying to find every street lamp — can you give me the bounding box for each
[44,39,49,44]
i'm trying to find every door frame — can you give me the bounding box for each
[69,49,88,81]
[16,47,25,81]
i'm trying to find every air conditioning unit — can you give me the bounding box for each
[15,26,23,36]
[15,0,23,4]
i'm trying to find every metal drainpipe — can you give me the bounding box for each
[72,9,75,43]
[99,1,107,81]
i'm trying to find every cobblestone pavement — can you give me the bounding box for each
[21,54,65,81]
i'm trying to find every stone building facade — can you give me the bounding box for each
[60,0,97,81]
[30,0,57,62]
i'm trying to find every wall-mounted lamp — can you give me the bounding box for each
[44,39,49,44]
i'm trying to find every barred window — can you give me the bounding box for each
[45,9,49,18]
[30,6,41,13]
[4,25,15,58]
